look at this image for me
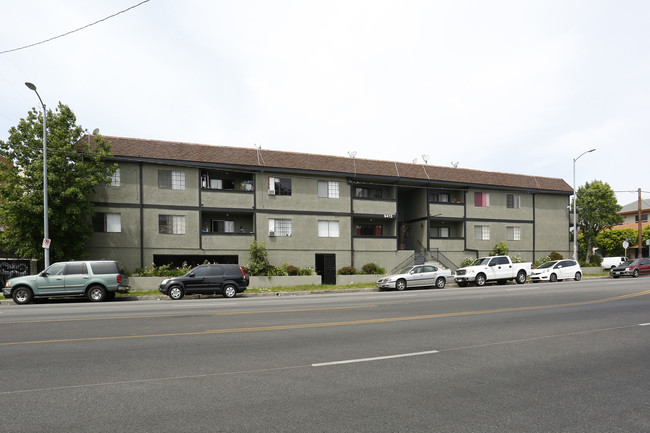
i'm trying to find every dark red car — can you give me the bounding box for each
[610,258,650,278]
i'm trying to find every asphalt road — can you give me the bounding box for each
[1,278,649,432]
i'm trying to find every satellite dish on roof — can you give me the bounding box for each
[92,128,100,135]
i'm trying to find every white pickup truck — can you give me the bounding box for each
[454,255,532,287]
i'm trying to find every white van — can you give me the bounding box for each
[601,257,628,270]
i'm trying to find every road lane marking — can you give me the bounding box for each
[2,322,648,394]
[0,305,377,325]
[2,290,649,347]
[312,350,440,367]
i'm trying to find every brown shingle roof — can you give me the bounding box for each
[99,135,573,193]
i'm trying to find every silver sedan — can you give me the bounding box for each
[377,265,453,291]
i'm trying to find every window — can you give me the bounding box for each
[269,218,292,236]
[158,170,185,190]
[318,220,340,237]
[318,181,339,198]
[474,192,490,207]
[356,224,383,236]
[431,226,450,238]
[93,213,122,233]
[211,220,235,233]
[268,177,292,196]
[635,214,649,222]
[65,262,88,275]
[355,187,383,198]
[507,226,521,241]
[474,225,490,240]
[159,215,186,235]
[429,192,450,203]
[108,168,120,187]
[506,194,520,209]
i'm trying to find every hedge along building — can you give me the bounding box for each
[88,136,573,282]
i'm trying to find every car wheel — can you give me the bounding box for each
[475,274,486,287]
[88,286,107,302]
[12,287,33,305]
[549,273,558,283]
[435,277,446,289]
[633,269,639,278]
[222,284,237,298]
[395,279,407,291]
[168,285,184,300]
[516,271,527,284]
[574,272,582,281]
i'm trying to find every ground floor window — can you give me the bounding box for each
[474,225,490,240]
[507,226,521,241]
[93,213,121,233]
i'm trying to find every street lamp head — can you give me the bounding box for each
[25,82,37,91]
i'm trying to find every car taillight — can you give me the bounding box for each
[117,275,122,283]
[239,267,246,278]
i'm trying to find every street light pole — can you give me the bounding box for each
[572,148,596,261]
[25,82,50,268]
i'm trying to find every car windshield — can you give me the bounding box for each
[621,260,638,266]
[470,258,492,266]
[400,267,415,274]
[537,261,558,269]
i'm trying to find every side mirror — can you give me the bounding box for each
[188,273,195,278]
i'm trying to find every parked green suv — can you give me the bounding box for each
[2,260,130,304]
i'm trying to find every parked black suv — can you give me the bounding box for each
[159,264,249,300]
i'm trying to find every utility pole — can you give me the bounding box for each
[638,188,643,258]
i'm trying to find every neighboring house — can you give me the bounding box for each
[617,199,650,226]
[607,199,650,258]
[88,136,573,281]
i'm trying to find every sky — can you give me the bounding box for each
[1,0,649,206]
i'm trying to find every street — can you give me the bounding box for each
[1,278,649,432]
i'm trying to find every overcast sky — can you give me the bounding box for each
[2,0,648,206]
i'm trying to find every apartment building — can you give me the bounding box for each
[89,136,573,281]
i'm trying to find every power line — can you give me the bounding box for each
[0,0,151,55]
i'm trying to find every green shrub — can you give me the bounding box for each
[489,242,509,256]
[266,266,287,277]
[533,256,551,268]
[459,257,475,268]
[588,254,602,266]
[280,264,300,276]
[248,240,270,276]
[361,263,385,274]
[549,251,563,261]
[511,255,524,263]
[133,263,191,277]
[338,266,357,275]
[298,267,314,276]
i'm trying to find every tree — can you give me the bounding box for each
[595,228,637,257]
[574,180,623,261]
[247,240,270,276]
[0,103,115,263]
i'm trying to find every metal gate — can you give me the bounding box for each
[315,254,336,285]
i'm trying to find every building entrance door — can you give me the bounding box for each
[315,254,336,285]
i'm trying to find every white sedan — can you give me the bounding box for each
[377,265,453,291]
[530,260,582,283]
